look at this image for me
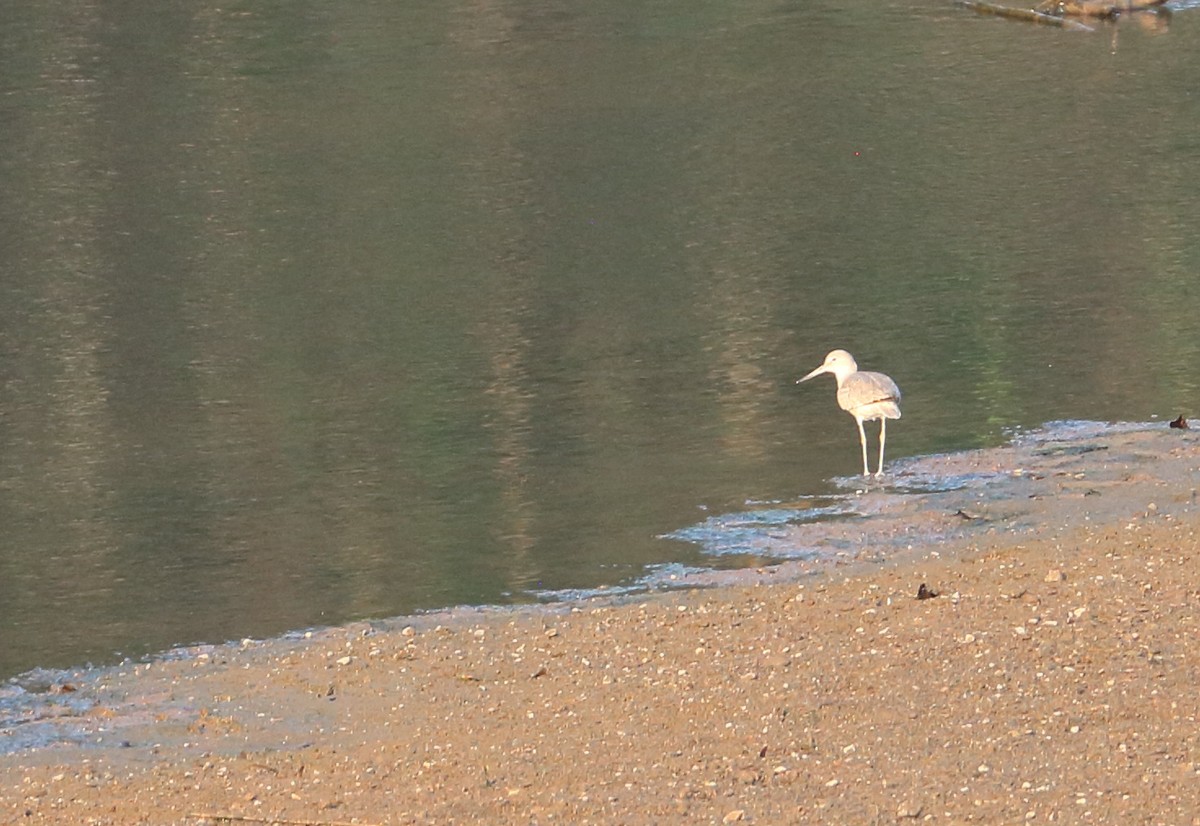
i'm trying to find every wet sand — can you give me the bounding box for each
[4,425,1200,824]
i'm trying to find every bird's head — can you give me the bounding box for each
[797,349,858,384]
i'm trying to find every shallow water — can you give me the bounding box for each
[2,1,1200,677]
[3,420,1195,754]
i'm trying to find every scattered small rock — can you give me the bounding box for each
[1045,569,1066,582]
[916,583,939,600]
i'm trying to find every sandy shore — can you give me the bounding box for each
[4,426,1200,825]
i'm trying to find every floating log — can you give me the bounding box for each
[1039,0,1169,18]
[956,0,1096,30]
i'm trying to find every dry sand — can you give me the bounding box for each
[4,425,1200,825]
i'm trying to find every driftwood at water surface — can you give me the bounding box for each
[1042,0,1168,17]
[958,0,1168,29]
[956,0,1095,29]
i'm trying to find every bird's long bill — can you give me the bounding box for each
[796,366,826,384]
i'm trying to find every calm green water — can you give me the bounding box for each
[2,0,1199,677]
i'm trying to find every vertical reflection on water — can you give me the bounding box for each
[697,267,789,466]
[455,1,540,593]
[0,5,122,664]
[683,160,795,466]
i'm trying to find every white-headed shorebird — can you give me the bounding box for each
[797,349,901,478]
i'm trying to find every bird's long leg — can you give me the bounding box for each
[876,418,887,478]
[856,417,869,477]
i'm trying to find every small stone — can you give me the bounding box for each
[723,810,745,823]
[336,656,353,666]
[897,801,923,819]
[1045,569,1065,582]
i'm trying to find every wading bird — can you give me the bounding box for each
[797,349,901,478]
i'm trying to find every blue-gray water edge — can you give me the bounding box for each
[3,421,1197,754]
